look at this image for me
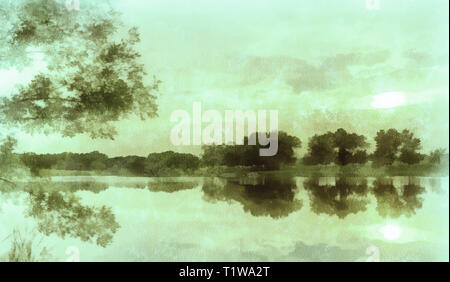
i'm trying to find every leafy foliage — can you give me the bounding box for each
[16,150,201,177]
[201,131,301,170]
[303,128,368,166]
[372,178,425,218]
[429,148,446,164]
[202,177,302,218]
[303,177,369,218]
[372,129,424,166]
[27,186,120,247]
[0,0,160,139]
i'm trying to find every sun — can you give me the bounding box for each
[380,224,402,241]
[371,92,406,109]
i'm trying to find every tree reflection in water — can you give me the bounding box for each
[148,181,198,193]
[4,175,428,249]
[201,175,428,219]
[303,176,426,219]
[303,177,369,219]
[372,177,425,218]
[202,177,302,219]
[26,183,120,247]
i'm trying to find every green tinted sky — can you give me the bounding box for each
[2,0,449,156]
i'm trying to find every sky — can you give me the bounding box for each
[1,0,449,157]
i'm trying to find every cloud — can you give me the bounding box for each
[234,50,391,93]
[403,49,449,67]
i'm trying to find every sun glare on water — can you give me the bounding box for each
[371,92,406,109]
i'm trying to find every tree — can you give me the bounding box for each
[0,136,22,186]
[429,148,446,164]
[302,132,335,165]
[372,129,403,167]
[201,145,228,167]
[239,131,301,170]
[268,131,302,169]
[372,129,424,166]
[201,131,301,170]
[146,151,201,176]
[20,152,56,176]
[0,0,160,139]
[398,130,425,165]
[333,128,368,165]
[303,128,368,166]
[352,150,369,164]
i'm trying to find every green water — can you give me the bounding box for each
[0,175,448,261]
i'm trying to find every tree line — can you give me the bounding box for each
[302,128,438,167]
[203,128,446,170]
[18,150,201,177]
[4,128,446,177]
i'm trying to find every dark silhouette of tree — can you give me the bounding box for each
[14,150,201,177]
[201,131,301,170]
[334,128,368,165]
[266,131,302,169]
[19,151,109,175]
[372,129,424,166]
[352,150,369,164]
[303,129,368,166]
[145,151,201,176]
[372,129,403,167]
[302,132,335,165]
[398,130,425,165]
[20,153,56,176]
[0,0,160,139]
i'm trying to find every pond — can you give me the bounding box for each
[0,175,448,261]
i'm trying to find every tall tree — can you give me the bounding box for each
[0,0,160,185]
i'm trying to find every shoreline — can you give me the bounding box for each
[34,163,450,178]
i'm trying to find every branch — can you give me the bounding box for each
[0,177,16,187]
[16,96,80,103]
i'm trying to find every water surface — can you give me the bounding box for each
[0,175,448,261]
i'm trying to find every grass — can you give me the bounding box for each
[5,229,50,262]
